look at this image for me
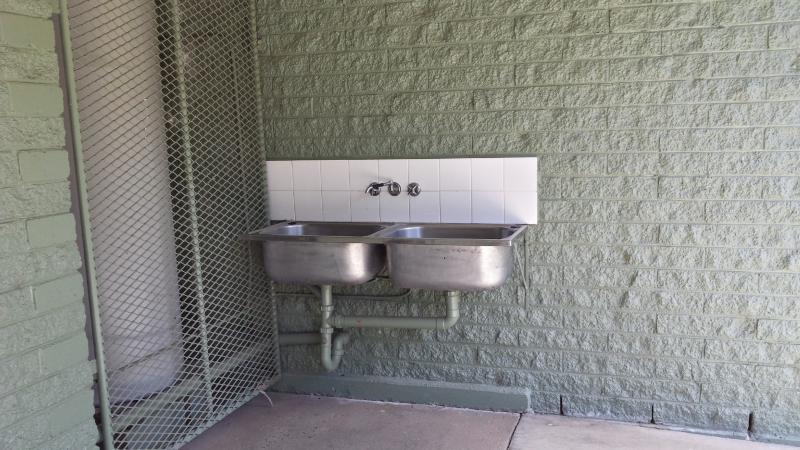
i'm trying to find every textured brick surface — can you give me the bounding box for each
[0,2,96,449]
[259,0,800,444]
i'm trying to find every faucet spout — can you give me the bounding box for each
[365,180,401,196]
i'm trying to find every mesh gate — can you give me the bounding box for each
[65,0,279,448]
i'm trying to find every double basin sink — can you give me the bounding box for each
[244,222,527,291]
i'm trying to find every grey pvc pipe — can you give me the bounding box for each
[321,332,350,371]
[279,331,350,370]
[291,287,461,372]
[331,291,460,331]
[319,285,350,371]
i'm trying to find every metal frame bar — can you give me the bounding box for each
[168,0,215,415]
[249,0,282,385]
[58,1,115,447]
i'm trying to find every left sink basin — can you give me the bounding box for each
[244,222,387,285]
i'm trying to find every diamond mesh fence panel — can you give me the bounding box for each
[67,0,279,448]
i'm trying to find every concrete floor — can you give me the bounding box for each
[184,393,791,450]
[511,415,790,450]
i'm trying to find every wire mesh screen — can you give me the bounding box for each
[67,0,279,447]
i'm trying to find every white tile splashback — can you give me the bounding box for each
[321,160,350,190]
[503,157,538,191]
[379,159,408,186]
[439,158,471,191]
[409,159,439,191]
[322,191,351,221]
[291,160,321,190]
[266,160,293,190]
[471,158,503,191]
[348,159,379,190]
[266,157,537,224]
[440,191,471,223]
[472,191,504,223]
[409,190,440,222]
[293,191,322,221]
[267,190,294,220]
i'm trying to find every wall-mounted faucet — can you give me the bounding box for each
[365,181,401,196]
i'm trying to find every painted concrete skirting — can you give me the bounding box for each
[272,373,531,413]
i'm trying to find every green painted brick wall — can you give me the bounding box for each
[258,0,800,444]
[0,2,96,449]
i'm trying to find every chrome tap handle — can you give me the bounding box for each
[365,181,385,196]
[386,181,401,196]
[365,181,401,196]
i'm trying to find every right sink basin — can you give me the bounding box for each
[376,224,527,291]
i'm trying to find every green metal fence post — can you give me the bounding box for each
[58,1,115,448]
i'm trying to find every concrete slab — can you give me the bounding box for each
[183,393,520,450]
[510,414,793,450]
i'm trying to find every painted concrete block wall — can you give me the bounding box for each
[257,0,800,443]
[0,2,97,449]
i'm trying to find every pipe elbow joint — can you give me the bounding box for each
[321,332,350,372]
[436,314,459,330]
[437,291,461,330]
[333,333,350,356]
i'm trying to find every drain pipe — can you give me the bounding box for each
[319,285,350,371]
[279,287,461,372]
[331,291,460,330]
